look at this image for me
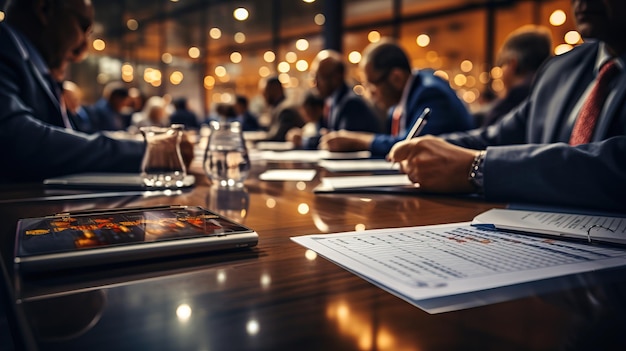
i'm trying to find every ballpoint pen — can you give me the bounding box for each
[404,107,431,141]
[390,107,431,168]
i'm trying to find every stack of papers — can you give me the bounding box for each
[249,150,371,162]
[314,174,416,193]
[259,169,317,181]
[318,159,400,172]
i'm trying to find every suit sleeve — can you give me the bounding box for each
[264,107,304,142]
[441,94,626,211]
[369,82,473,157]
[0,55,144,182]
[337,98,382,133]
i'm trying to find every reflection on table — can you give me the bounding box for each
[1,155,626,350]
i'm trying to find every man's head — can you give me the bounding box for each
[102,81,129,113]
[6,0,94,81]
[572,0,626,55]
[173,98,188,111]
[234,95,248,115]
[262,77,285,107]
[360,39,412,110]
[300,91,324,123]
[497,25,552,90]
[311,50,345,99]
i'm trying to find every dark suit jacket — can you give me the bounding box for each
[304,83,382,149]
[444,41,626,211]
[0,23,144,182]
[170,109,201,130]
[479,79,531,127]
[264,99,305,142]
[239,111,261,131]
[370,69,474,156]
[88,98,131,131]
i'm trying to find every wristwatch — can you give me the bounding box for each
[468,150,486,193]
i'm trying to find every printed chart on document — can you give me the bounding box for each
[293,224,626,303]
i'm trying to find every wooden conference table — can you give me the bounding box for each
[0,156,625,350]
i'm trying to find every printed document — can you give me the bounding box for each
[292,222,626,313]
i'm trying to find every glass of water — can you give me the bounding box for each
[204,121,251,187]
[140,124,187,188]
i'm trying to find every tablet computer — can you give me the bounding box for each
[14,205,258,272]
[43,173,196,190]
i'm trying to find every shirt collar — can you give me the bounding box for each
[596,42,625,73]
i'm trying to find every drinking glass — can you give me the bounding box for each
[140,124,187,188]
[204,121,251,187]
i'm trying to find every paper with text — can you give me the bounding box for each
[472,209,626,245]
[291,223,626,312]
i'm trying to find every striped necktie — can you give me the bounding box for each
[569,60,620,145]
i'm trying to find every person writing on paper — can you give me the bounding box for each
[0,0,192,182]
[319,40,474,157]
[388,0,626,211]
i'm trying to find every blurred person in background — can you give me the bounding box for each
[288,50,381,148]
[287,91,325,149]
[169,97,200,130]
[233,94,261,131]
[477,25,553,127]
[261,76,305,142]
[320,39,474,157]
[61,80,95,133]
[129,95,171,131]
[88,81,132,131]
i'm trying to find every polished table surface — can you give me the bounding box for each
[1,159,625,350]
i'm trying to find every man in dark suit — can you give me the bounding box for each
[261,77,305,142]
[320,40,474,157]
[88,81,131,131]
[0,0,145,182]
[388,0,626,211]
[295,50,381,149]
[233,95,260,131]
[476,25,553,127]
[170,97,200,130]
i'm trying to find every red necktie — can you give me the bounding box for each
[390,106,403,137]
[569,60,620,145]
[323,100,332,128]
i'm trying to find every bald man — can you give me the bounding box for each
[0,0,146,182]
[289,50,381,149]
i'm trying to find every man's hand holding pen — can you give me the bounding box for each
[387,135,479,193]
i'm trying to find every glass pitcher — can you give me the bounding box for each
[140,124,187,188]
[204,121,251,187]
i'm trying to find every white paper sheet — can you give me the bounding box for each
[291,223,626,313]
[473,209,626,245]
[249,150,371,162]
[259,169,317,181]
[318,159,400,172]
[318,174,414,190]
[255,141,295,151]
